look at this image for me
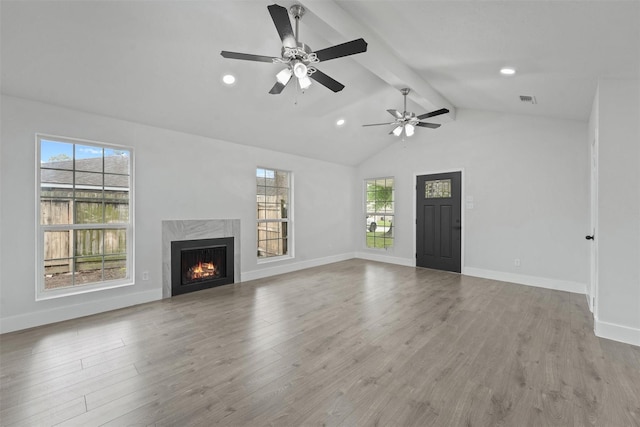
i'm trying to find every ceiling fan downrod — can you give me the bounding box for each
[290,5,305,43]
[401,88,410,115]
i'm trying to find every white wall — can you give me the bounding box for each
[356,108,589,293]
[594,79,640,346]
[0,95,356,332]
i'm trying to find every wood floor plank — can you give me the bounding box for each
[0,259,638,426]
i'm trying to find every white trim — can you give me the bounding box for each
[586,293,594,313]
[355,252,414,267]
[242,252,355,282]
[595,318,640,347]
[463,266,587,294]
[0,289,160,334]
[413,168,465,272]
[589,131,599,318]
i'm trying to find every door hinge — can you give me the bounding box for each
[415,253,418,258]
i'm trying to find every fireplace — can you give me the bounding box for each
[171,237,234,296]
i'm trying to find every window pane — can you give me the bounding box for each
[76,201,104,224]
[75,229,104,257]
[104,189,129,202]
[275,171,289,188]
[41,140,73,168]
[75,145,103,172]
[75,256,103,285]
[104,149,130,174]
[104,255,127,280]
[105,173,129,188]
[257,222,288,258]
[263,186,277,197]
[44,259,73,290]
[44,230,71,260]
[104,229,127,254]
[76,171,102,187]
[41,200,72,225]
[105,202,129,223]
[41,169,73,186]
[279,199,288,219]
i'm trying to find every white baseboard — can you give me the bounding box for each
[463,267,587,295]
[0,289,161,334]
[355,252,415,267]
[241,252,356,282]
[595,318,640,347]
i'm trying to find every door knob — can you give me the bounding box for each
[585,235,594,240]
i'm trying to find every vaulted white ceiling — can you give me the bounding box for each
[2,1,638,165]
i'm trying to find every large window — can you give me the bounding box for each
[365,177,394,249]
[256,167,291,260]
[37,135,133,299]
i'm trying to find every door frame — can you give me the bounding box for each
[413,168,465,271]
[589,135,599,315]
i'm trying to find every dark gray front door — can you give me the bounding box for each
[416,172,461,273]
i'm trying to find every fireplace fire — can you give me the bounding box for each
[187,261,216,280]
[171,237,234,296]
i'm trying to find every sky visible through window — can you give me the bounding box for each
[256,168,275,179]
[41,140,130,163]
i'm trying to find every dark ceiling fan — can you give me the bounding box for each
[221,4,367,94]
[363,88,449,138]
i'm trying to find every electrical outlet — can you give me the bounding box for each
[514,258,521,267]
[142,271,149,281]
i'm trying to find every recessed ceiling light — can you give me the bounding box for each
[222,74,236,85]
[500,67,516,76]
[336,118,346,126]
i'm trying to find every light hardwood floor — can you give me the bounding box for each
[1,259,639,426]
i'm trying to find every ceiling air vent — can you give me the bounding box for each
[519,95,537,104]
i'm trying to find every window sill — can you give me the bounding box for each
[36,278,134,301]
[257,254,294,265]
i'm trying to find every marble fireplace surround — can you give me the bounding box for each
[162,219,241,299]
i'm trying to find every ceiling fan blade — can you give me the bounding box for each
[416,122,441,129]
[416,108,449,120]
[267,4,296,48]
[362,122,396,127]
[269,74,292,94]
[309,69,345,92]
[387,109,402,119]
[314,38,368,62]
[221,51,276,63]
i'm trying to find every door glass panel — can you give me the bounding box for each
[425,179,452,198]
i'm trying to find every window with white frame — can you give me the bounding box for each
[256,167,291,259]
[365,177,394,249]
[37,135,133,299]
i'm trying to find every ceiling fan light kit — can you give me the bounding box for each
[220,3,368,94]
[363,88,450,139]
